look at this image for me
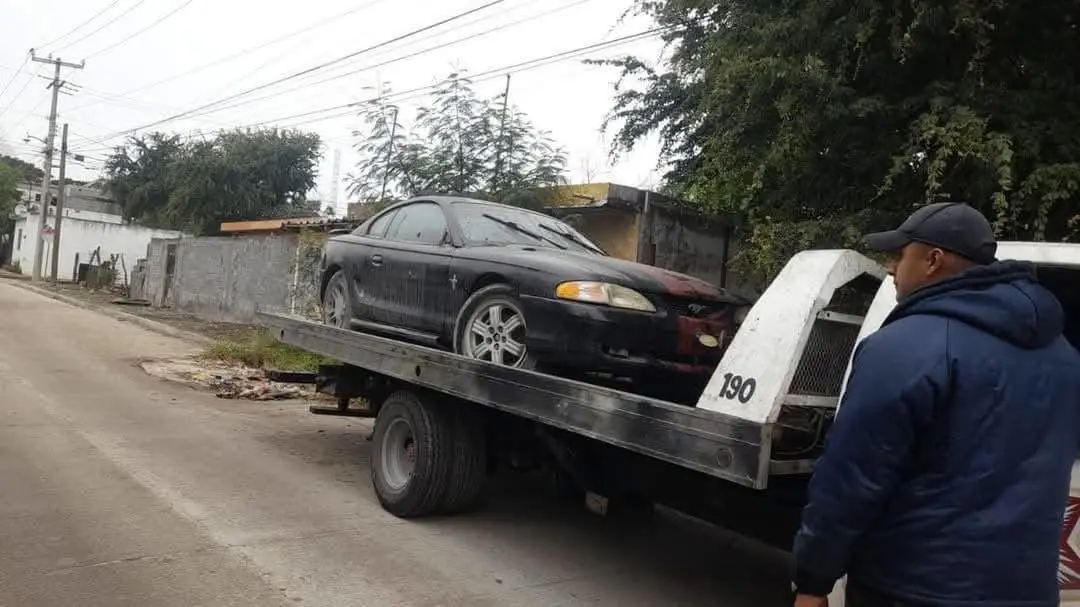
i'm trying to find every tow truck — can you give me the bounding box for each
[258,242,1080,606]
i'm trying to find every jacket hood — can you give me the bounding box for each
[886,260,1064,349]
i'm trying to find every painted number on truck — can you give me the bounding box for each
[720,373,757,404]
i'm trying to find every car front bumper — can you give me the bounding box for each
[519,294,729,379]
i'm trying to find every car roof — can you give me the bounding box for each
[398,195,554,220]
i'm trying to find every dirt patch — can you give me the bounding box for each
[39,282,251,341]
[142,358,312,400]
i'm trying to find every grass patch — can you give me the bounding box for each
[201,329,333,372]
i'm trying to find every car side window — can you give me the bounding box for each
[386,202,448,246]
[364,209,397,238]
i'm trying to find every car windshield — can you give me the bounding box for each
[453,202,604,255]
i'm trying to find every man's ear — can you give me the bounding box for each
[927,247,947,274]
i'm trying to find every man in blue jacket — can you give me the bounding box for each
[792,202,1080,607]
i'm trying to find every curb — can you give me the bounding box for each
[0,270,28,281]
[3,279,213,345]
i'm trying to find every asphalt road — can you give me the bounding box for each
[0,281,792,607]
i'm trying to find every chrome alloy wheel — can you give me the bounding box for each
[462,302,528,366]
[322,278,348,328]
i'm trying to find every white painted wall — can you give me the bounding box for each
[11,213,185,282]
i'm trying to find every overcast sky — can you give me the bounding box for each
[0,0,667,214]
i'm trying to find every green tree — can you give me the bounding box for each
[599,0,1080,285]
[348,73,568,204]
[0,154,43,184]
[105,133,185,227]
[0,162,19,237]
[105,128,322,234]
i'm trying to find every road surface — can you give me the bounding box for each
[0,281,792,606]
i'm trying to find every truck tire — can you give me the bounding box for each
[440,408,487,513]
[370,390,456,517]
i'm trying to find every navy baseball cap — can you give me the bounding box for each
[864,202,997,264]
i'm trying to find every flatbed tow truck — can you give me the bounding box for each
[259,242,1080,606]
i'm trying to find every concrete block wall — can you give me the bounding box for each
[647,207,755,299]
[144,238,177,307]
[169,233,300,323]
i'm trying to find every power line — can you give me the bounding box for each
[192,0,591,124]
[265,28,666,129]
[64,0,528,118]
[82,0,590,133]
[0,66,44,119]
[79,0,507,143]
[72,26,667,153]
[205,0,541,102]
[0,53,31,106]
[37,0,123,50]
[83,0,197,59]
[53,0,148,54]
[103,0,393,100]
[72,85,227,125]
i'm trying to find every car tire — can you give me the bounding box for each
[370,390,457,518]
[322,270,351,329]
[453,284,536,369]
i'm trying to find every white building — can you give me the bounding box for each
[8,183,186,282]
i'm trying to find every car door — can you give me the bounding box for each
[342,208,398,323]
[369,201,454,333]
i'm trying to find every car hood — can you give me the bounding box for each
[456,245,745,303]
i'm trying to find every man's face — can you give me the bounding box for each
[887,242,945,300]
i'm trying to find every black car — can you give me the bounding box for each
[319,195,745,393]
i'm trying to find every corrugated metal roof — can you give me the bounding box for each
[218,217,354,233]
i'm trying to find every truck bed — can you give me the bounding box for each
[257,312,766,487]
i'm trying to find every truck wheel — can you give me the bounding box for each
[453,284,536,369]
[370,390,454,517]
[440,408,488,513]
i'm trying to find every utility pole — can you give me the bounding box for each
[379,106,399,202]
[50,124,69,282]
[330,148,341,216]
[30,53,83,282]
[492,74,512,195]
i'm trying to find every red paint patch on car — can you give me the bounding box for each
[635,264,733,301]
[674,315,731,360]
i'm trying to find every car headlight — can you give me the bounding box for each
[555,281,656,312]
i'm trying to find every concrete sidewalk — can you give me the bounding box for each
[0,278,212,345]
[0,268,28,280]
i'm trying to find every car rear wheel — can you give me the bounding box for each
[322,270,350,329]
[453,284,535,369]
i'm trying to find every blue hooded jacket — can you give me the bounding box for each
[793,261,1080,605]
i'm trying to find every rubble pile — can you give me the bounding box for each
[141,358,308,400]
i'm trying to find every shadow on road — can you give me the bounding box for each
[260,416,794,606]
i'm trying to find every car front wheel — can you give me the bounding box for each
[453,284,535,369]
[322,270,351,329]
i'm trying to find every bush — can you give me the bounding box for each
[202,330,332,372]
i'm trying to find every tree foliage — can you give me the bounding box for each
[348,73,568,205]
[0,162,20,237]
[0,154,43,184]
[105,129,322,234]
[599,0,1080,284]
